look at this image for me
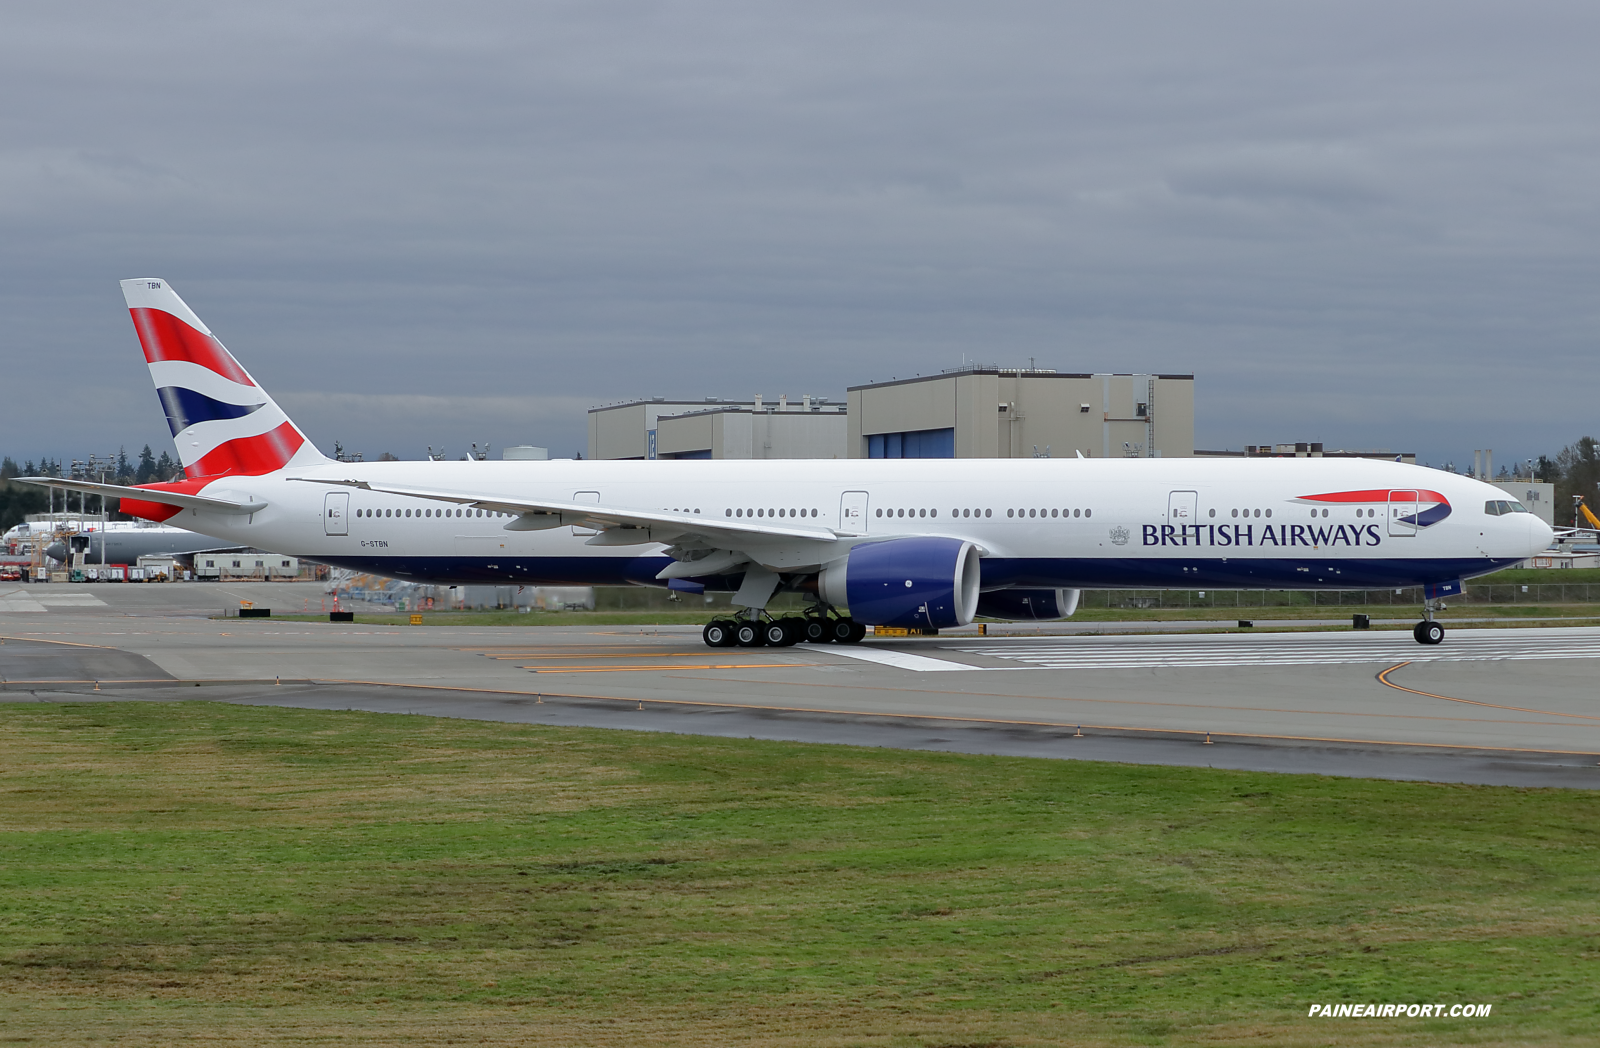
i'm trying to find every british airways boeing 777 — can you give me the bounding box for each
[22,279,1552,648]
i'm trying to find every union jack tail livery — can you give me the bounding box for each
[121,278,328,479]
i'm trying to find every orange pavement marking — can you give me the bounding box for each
[1377,661,1600,721]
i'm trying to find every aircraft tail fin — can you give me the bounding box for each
[120,278,329,478]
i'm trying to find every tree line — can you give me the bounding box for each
[0,444,183,487]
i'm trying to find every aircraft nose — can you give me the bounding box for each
[1528,514,1554,556]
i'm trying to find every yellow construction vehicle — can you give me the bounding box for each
[1575,496,1600,531]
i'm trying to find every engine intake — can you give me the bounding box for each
[975,588,1081,621]
[818,537,981,629]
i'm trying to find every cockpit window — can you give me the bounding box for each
[1485,501,1502,515]
[1486,500,1528,516]
[1507,501,1528,513]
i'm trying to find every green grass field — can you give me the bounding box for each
[1,702,1596,1046]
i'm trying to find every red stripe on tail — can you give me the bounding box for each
[130,307,255,386]
[188,421,305,478]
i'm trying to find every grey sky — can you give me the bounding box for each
[3,2,1596,469]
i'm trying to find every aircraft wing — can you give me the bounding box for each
[286,477,843,550]
[16,477,267,514]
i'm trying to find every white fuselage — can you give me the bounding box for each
[155,456,1549,593]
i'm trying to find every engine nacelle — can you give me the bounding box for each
[976,588,1081,621]
[818,537,981,629]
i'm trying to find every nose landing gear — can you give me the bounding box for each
[1413,620,1445,645]
[1412,595,1446,645]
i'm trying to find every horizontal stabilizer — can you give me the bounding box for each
[15,477,267,515]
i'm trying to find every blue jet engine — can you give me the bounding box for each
[818,537,981,629]
[975,587,1081,621]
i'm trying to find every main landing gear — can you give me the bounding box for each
[702,612,865,648]
[1412,597,1445,646]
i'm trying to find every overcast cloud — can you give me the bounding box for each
[2,2,1596,468]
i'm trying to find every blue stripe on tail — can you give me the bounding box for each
[156,385,265,436]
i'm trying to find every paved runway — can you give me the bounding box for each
[3,582,1599,787]
[940,632,1600,669]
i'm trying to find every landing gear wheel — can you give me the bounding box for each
[764,618,802,647]
[735,621,766,647]
[843,621,867,645]
[703,620,737,647]
[1413,620,1445,645]
[802,618,830,644]
[828,618,856,643]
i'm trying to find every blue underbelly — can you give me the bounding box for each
[303,554,1516,591]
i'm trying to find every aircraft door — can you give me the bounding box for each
[1388,490,1418,536]
[839,491,870,534]
[1167,490,1198,530]
[323,492,349,536]
[572,491,601,536]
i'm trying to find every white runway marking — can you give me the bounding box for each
[35,593,107,606]
[0,588,46,613]
[823,647,981,672]
[944,631,1600,670]
[0,588,108,612]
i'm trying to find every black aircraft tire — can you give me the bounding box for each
[844,621,868,645]
[703,621,734,647]
[829,618,856,643]
[802,619,830,644]
[736,622,765,647]
[1417,621,1445,646]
